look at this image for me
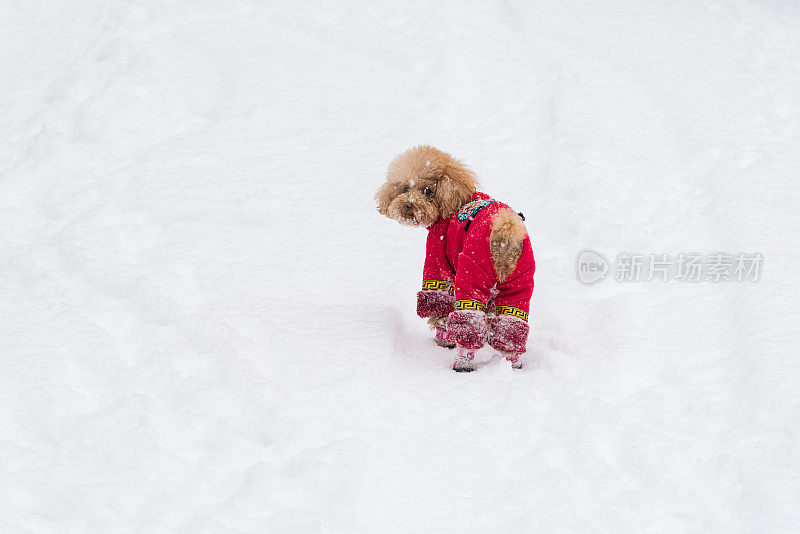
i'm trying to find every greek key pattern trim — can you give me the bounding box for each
[421,280,454,294]
[495,305,529,322]
[454,299,486,312]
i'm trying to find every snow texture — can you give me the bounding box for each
[2,1,800,532]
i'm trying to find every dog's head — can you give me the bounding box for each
[375,145,478,227]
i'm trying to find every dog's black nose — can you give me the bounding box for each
[403,203,413,213]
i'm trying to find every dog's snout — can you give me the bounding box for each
[403,202,413,213]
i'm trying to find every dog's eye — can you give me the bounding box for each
[423,187,433,196]
[403,186,409,193]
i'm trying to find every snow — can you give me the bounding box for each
[2,0,800,531]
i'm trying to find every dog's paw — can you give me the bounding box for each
[504,352,524,369]
[452,346,476,372]
[436,338,457,349]
[434,326,456,349]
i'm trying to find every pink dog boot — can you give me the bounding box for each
[504,352,524,369]
[435,326,456,349]
[452,346,476,372]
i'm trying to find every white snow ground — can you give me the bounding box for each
[2,1,800,532]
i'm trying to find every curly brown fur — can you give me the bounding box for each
[375,145,478,227]
[490,208,528,282]
[427,315,448,330]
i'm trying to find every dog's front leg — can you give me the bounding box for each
[427,315,455,349]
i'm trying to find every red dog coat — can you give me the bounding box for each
[416,192,535,352]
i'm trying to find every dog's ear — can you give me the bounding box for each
[375,180,398,216]
[435,158,478,219]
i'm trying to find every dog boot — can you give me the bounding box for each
[504,352,524,369]
[434,326,456,349]
[452,346,476,372]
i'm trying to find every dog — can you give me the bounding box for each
[375,146,535,371]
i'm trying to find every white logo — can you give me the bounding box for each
[576,249,609,284]
[576,250,762,285]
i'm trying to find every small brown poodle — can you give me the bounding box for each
[375,146,535,372]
